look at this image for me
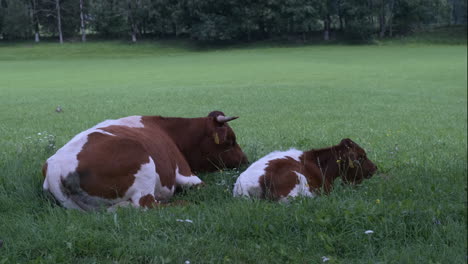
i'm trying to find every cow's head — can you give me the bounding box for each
[190,111,248,172]
[337,138,377,184]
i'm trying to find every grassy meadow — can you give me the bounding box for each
[0,40,466,263]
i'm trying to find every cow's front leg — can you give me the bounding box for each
[175,166,203,188]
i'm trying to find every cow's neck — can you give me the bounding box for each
[145,115,207,156]
[301,145,341,193]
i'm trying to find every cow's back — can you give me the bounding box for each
[42,116,185,209]
[233,149,304,199]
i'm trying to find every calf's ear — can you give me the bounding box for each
[340,138,355,148]
[208,111,226,118]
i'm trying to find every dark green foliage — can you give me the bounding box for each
[393,0,451,34]
[189,0,241,41]
[0,3,4,37]
[89,0,128,37]
[60,0,81,37]
[340,0,376,42]
[0,0,462,42]
[0,0,31,39]
[344,20,376,43]
[32,0,80,38]
[449,0,467,25]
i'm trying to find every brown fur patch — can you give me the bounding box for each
[260,157,302,200]
[77,132,149,199]
[42,162,48,178]
[101,122,181,188]
[140,115,247,173]
[138,194,159,208]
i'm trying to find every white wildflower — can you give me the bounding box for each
[37,132,42,135]
[364,230,374,234]
[185,261,190,264]
[322,256,330,262]
[176,219,193,223]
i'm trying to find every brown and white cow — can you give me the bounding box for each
[233,138,377,202]
[42,111,248,211]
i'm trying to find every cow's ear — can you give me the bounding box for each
[340,138,354,148]
[208,111,226,118]
[213,127,227,145]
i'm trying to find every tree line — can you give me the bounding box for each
[0,0,466,43]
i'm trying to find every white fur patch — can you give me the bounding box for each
[154,186,175,202]
[43,116,144,209]
[233,149,303,198]
[96,116,145,129]
[95,129,115,136]
[175,167,203,186]
[125,157,158,206]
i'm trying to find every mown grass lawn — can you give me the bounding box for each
[0,41,466,263]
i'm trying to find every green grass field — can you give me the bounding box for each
[0,40,466,263]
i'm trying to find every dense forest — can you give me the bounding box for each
[0,0,466,43]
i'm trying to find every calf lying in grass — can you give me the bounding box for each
[233,138,377,201]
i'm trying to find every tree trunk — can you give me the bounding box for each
[388,0,395,37]
[127,0,137,43]
[339,15,344,31]
[379,16,385,38]
[337,0,344,31]
[56,0,63,44]
[323,14,331,41]
[30,0,40,42]
[80,0,86,42]
[379,0,386,38]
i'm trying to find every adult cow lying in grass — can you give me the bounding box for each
[233,138,377,201]
[42,111,248,211]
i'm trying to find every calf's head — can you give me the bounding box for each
[336,138,377,184]
[191,111,248,172]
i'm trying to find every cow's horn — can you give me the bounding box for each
[216,115,238,123]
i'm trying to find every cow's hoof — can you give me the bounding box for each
[196,182,206,189]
